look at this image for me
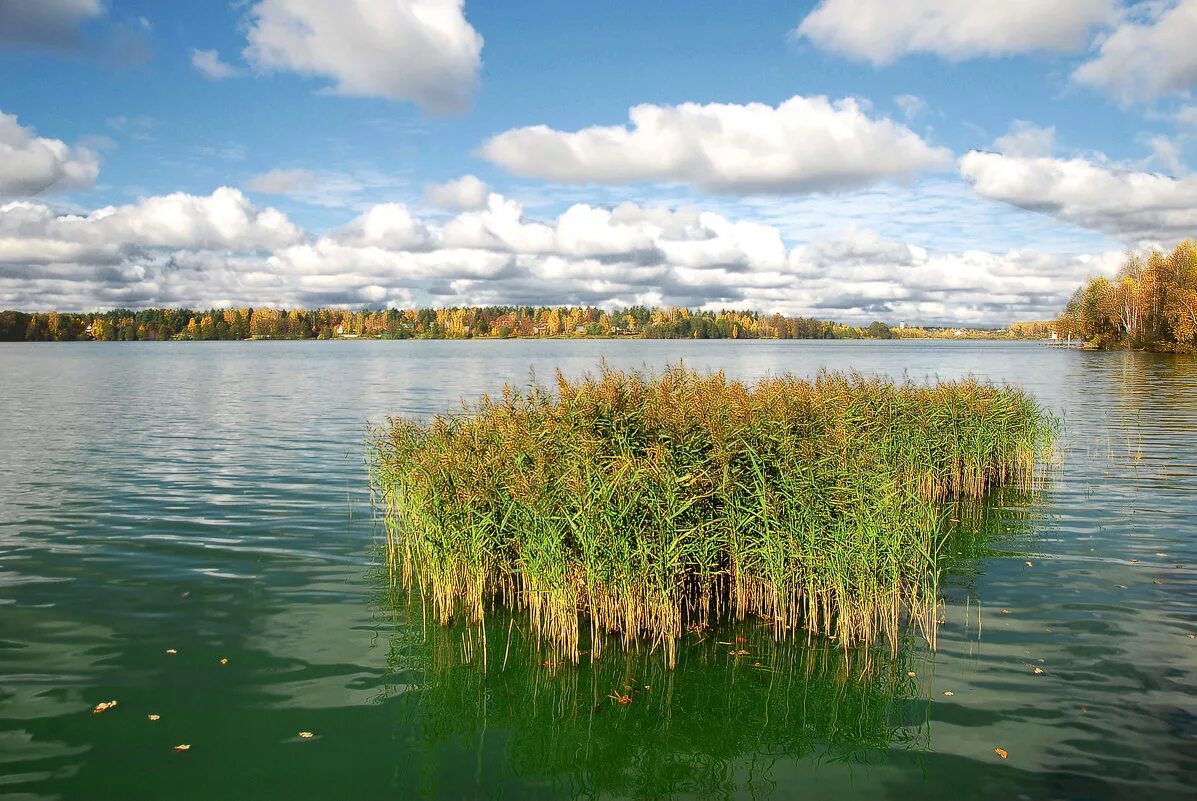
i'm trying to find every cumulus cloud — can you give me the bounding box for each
[960,150,1197,243]
[0,187,301,267]
[795,0,1117,64]
[0,109,100,196]
[0,0,150,64]
[243,0,483,114]
[0,0,103,51]
[1073,0,1197,104]
[0,185,1114,324]
[777,237,1121,323]
[424,175,490,210]
[992,121,1057,157]
[191,48,242,79]
[481,96,952,194]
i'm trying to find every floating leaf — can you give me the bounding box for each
[994,747,1008,759]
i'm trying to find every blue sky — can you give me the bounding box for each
[2,1,1196,323]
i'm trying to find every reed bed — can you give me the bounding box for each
[371,364,1053,664]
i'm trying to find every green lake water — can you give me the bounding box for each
[1,340,1194,800]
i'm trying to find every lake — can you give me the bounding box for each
[1,340,1194,800]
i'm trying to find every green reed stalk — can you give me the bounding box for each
[371,364,1054,665]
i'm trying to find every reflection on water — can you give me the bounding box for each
[0,341,1195,800]
[382,614,929,800]
[373,489,1047,800]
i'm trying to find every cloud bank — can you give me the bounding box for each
[0,185,1116,325]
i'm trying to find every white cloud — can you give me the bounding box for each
[0,109,100,196]
[993,121,1057,157]
[795,0,1117,64]
[191,49,242,79]
[0,0,103,51]
[424,175,489,210]
[776,237,1121,324]
[481,96,952,194]
[894,94,928,123]
[245,168,317,195]
[243,0,483,114]
[960,150,1197,243]
[0,187,301,266]
[245,166,406,209]
[1074,0,1197,104]
[0,186,1112,324]
[1176,105,1197,129]
[1141,135,1185,175]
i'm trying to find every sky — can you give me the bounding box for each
[2,0,1197,324]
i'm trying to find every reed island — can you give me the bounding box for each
[371,365,1053,665]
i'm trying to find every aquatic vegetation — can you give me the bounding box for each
[371,364,1054,664]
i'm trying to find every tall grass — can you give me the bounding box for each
[371,364,1053,664]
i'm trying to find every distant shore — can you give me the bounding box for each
[1,306,1051,343]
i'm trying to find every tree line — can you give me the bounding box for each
[0,304,1027,343]
[1056,240,1197,353]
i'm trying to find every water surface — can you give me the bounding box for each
[1,340,1194,799]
